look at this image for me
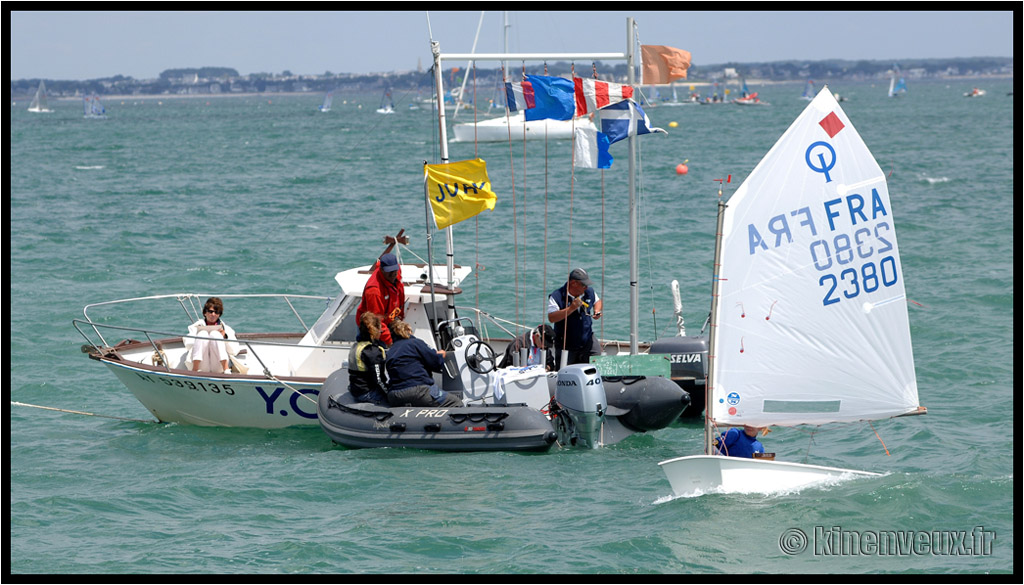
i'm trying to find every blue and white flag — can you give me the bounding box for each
[573,127,613,169]
[522,75,576,121]
[599,100,666,144]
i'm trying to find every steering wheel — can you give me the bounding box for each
[463,339,497,375]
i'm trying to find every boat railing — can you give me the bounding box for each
[72,318,350,377]
[456,306,519,340]
[81,293,331,348]
[454,305,641,355]
[76,293,340,375]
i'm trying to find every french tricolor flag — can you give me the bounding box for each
[574,78,635,115]
[505,81,535,112]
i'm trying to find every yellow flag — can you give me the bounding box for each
[424,158,497,230]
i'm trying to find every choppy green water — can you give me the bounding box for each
[9,78,1015,575]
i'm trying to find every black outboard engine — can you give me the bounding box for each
[648,335,708,418]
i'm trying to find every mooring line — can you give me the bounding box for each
[10,401,158,424]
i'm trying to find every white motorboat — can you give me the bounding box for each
[75,249,471,429]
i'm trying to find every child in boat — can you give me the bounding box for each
[715,425,766,458]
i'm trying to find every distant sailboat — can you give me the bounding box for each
[376,87,395,114]
[732,78,770,106]
[699,78,726,104]
[888,65,907,98]
[660,82,696,106]
[318,91,333,112]
[800,79,815,100]
[83,95,107,119]
[28,80,53,113]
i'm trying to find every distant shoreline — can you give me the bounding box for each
[35,73,1012,103]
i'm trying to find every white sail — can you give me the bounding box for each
[28,81,53,113]
[711,87,920,428]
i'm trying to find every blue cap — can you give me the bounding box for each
[379,253,399,273]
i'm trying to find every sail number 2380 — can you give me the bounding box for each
[810,222,900,306]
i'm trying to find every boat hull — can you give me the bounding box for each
[453,113,596,143]
[101,357,323,428]
[318,371,557,452]
[658,455,880,496]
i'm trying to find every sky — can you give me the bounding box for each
[10,10,1016,81]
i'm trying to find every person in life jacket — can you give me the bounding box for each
[715,425,766,458]
[348,312,389,405]
[356,252,405,346]
[547,268,603,365]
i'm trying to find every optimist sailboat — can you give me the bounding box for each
[888,65,907,98]
[659,86,925,496]
[28,80,53,113]
[376,87,395,114]
[83,95,107,119]
[318,91,333,112]
[800,79,815,100]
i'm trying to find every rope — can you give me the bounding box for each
[256,366,318,406]
[11,401,158,424]
[869,421,891,456]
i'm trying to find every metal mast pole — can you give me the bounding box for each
[626,17,639,355]
[430,40,457,321]
[705,199,727,455]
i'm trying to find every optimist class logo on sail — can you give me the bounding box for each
[744,110,901,308]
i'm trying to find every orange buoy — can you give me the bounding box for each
[675,163,689,175]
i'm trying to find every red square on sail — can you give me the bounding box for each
[819,112,845,138]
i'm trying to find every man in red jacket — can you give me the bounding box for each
[356,253,405,346]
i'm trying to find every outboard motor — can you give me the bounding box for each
[648,335,708,418]
[553,364,607,449]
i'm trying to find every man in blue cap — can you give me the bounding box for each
[356,252,405,346]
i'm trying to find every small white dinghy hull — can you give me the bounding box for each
[658,455,880,496]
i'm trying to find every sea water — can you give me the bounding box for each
[9,79,1015,575]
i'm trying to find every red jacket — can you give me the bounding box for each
[356,261,405,346]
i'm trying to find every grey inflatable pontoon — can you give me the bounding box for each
[318,369,558,452]
[317,333,689,452]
